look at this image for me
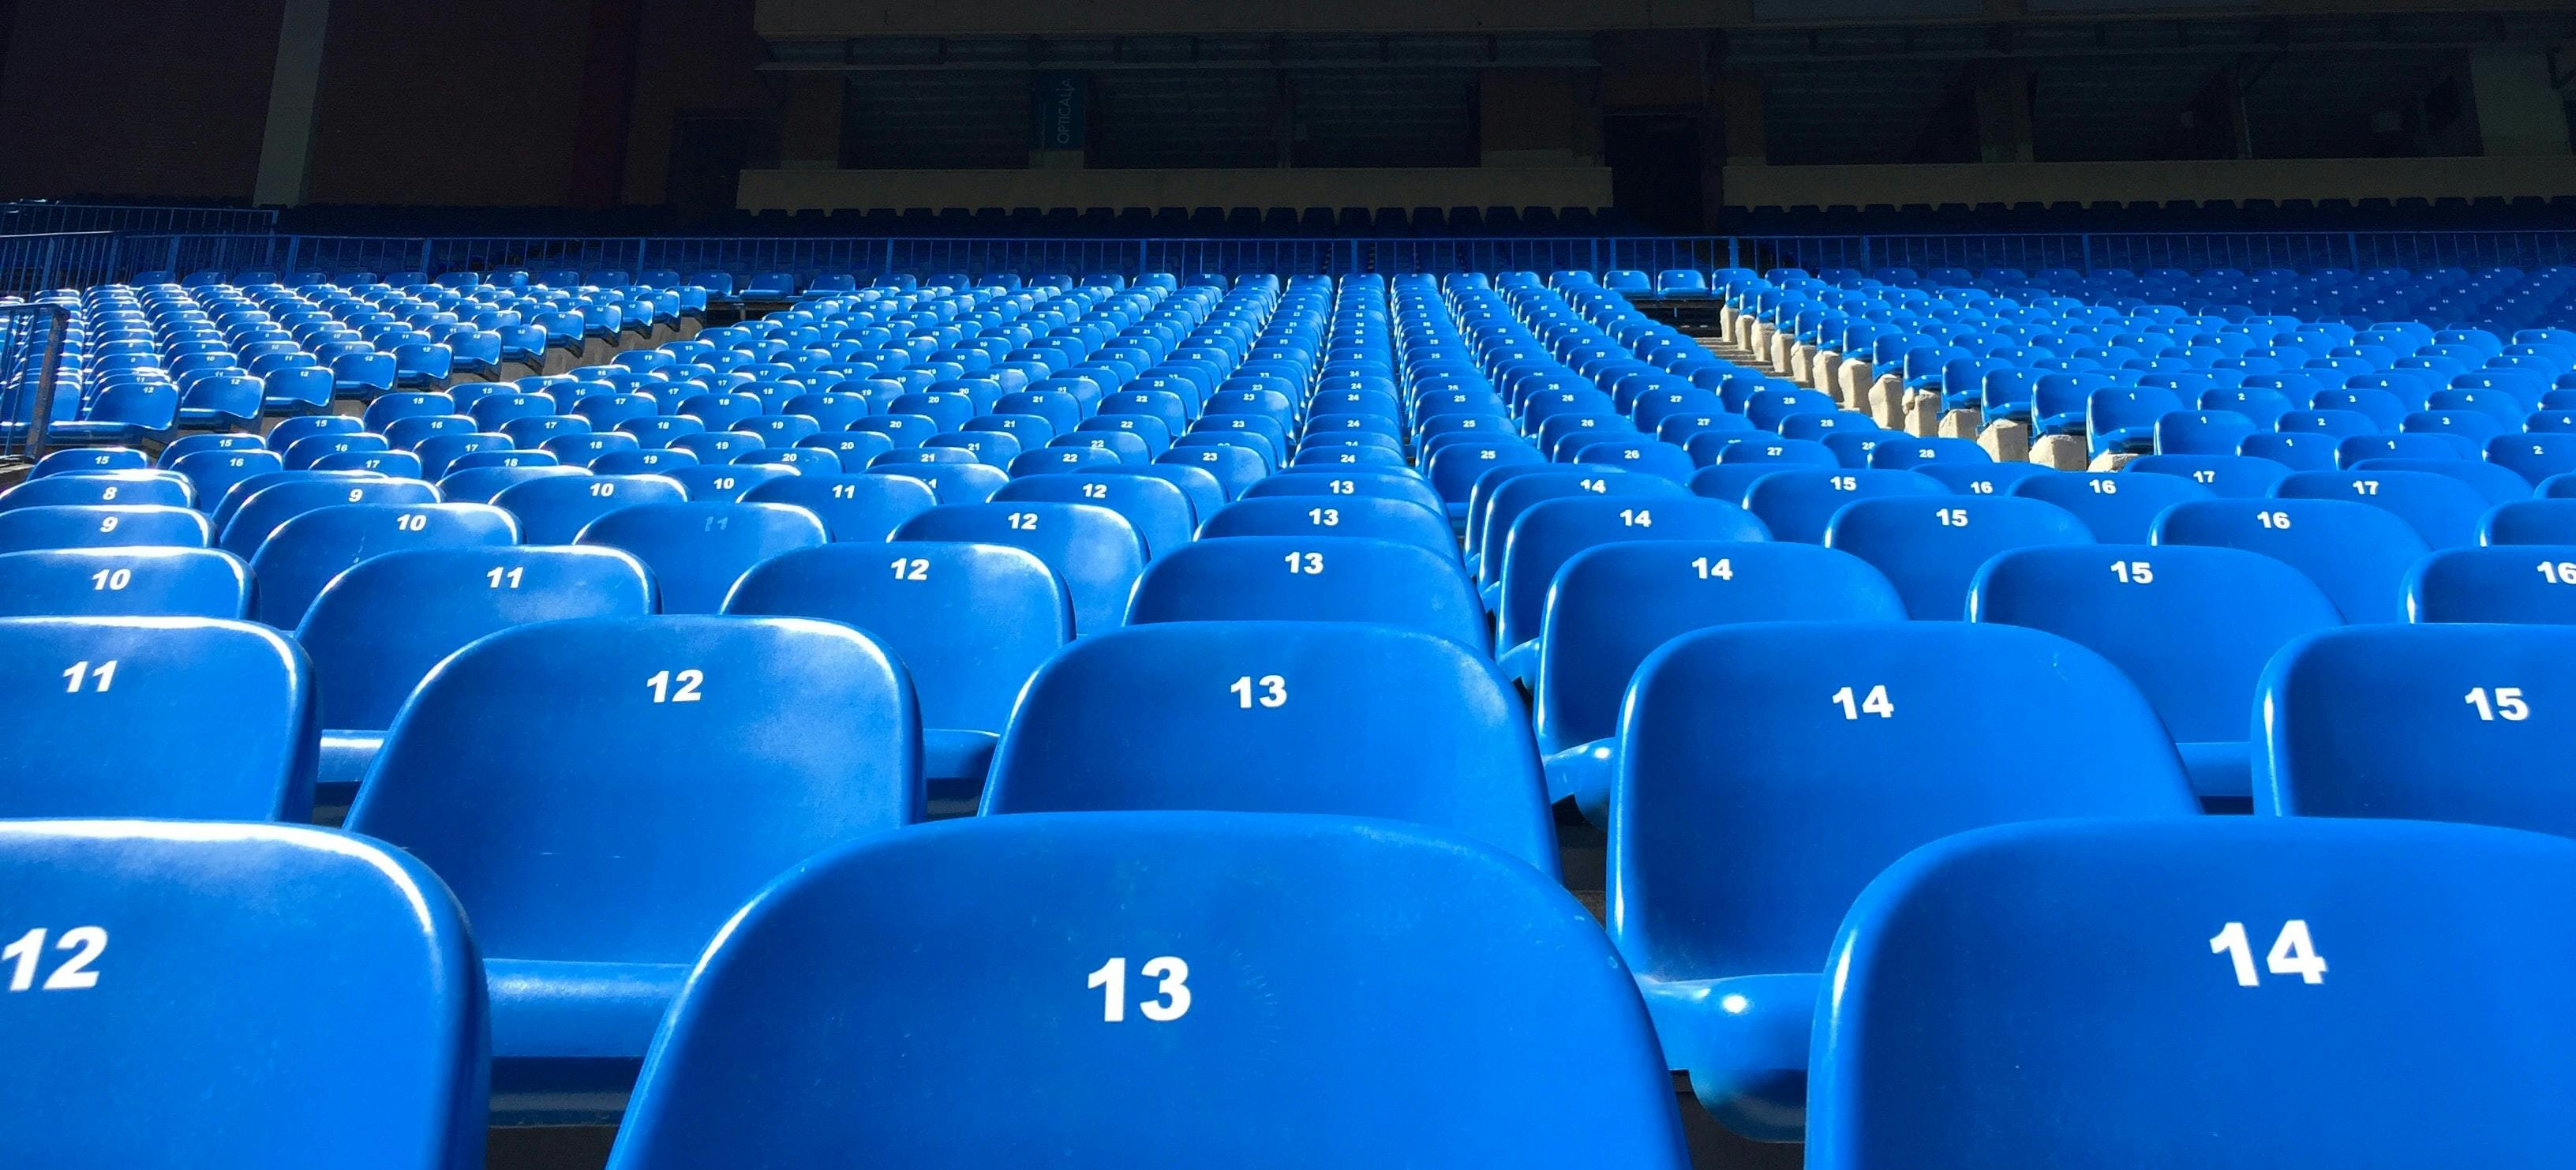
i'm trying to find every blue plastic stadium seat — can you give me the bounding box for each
[1614,622,2194,1139]
[0,819,485,1167]
[297,546,656,802]
[1536,543,1906,816]
[996,471,1194,560]
[2275,468,2490,549]
[0,504,211,553]
[2482,499,2576,546]
[574,501,825,613]
[492,473,687,545]
[2405,546,2576,624]
[893,501,1144,637]
[736,472,934,542]
[1,470,193,512]
[2151,497,2424,624]
[0,617,316,819]
[2011,470,2211,543]
[604,812,1688,1168]
[218,478,440,558]
[31,447,149,478]
[1127,535,1486,651]
[1241,468,1447,518]
[1971,544,2339,804]
[1743,468,1945,544]
[1492,496,1769,663]
[1824,495,2093,620]
[983,621,1556,873]
[726,542,1070,792]
[2125,453,2290,499]
[0,547,249,619]
[662,463,795,504]
[245,502,519,628]
[1806,817,2576,1168]
[1199,495,1455,561]
[345,615,922,1118]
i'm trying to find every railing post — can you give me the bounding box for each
[418,238,433,276]
[2080,234,2094,274]
[2346,231,2361,271]
[1727,237,1739,269]
[884,238,896,275]
[37,237,58,291]
[283,235,302,278]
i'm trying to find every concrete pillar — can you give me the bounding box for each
[1971,62,2035,165]
[2469,49,2573,156]
[1718,69,1767,165]
[777,75,845,169]
[251,0,331,206]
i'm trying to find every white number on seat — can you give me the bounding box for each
[485,566,522,589]
[2192,470,2217,484]
[1578,478,1608,493]
[96,515,118,533]
[395,513,429,532]
[1328,479,1356,494]
[1830,684,1893,720]
[1230,674,1287,708]
[1620,508,1652,527]
[646,669,704,703]
[2,926,107,992]
[590,482,617,497]
[2211,920,2327,987]
[1008,512,1039,531]
[89,568,132,591]
[1829,475,1857,490]
[346,489,365,502]
[1307,508,1339,526]
[1936,508,1968,527]
[892,557,930,581]
[1082,482,1108,499]
[1692,556,1733,580]
[61,660,117,693]
[2110,560,2154,584]
[2537,562,2576,585]
[1088,955,1192,1022]
[2089,478,2118,494]
[1283,552,1324,575]
[2353,479,2379,496]
[2466,686,2529,722]
[830,483,858,499]
[2257,510,2292,529]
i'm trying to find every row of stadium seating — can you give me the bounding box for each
[15,261,2576,1164]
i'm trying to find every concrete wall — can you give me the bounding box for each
[1720,155,2576,208]
[738,166,1614,212]
[301,0,593,205]
[0,0,285,200]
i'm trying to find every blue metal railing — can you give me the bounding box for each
[0,232,122,295]
[0,302,71,464]
[0,201,276,237]
[8,228,2567,292]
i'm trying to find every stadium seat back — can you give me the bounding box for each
[575,501,826,613]
[298,546,656,732]
[0,617,315,819]
[0,547,248,619]
[491,473,685,544]
[0,819,485,1168]
[983,621,1556,873]
[1808,817,2576,1169]
[348,615,923,964]
[891,502,1146,636]
[245,502,519,627]
[606,812,1688,1168]
[1127,534,1485,650]
[1825,495,2093,620]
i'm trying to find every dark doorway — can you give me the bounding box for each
[1604,111,1706,234]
